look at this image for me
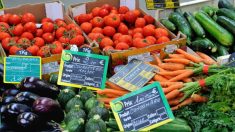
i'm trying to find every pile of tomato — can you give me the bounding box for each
[74,4,171,51]
[0,13,85,57]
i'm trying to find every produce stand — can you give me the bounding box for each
[0,0,235,132]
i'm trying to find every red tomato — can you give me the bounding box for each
[135,18,146,28]
[0,14,11,23]
[52,41,63,47]
[11,23,24,36]
[69,27,82,37]
[118,35,133,46]
[58,36,70,44]
[21,32,34,40]
[99,8,109,18]
[70,35,85,47]
[2,37,17,51]
[37,46,51,57]
[0,22,9,32]
[155,28,169,39]
[118,6,129,14]
[42,22,54,33]
[56,27,67,39]
[92,7,101,17]
[133,9,141,18]
[91,17,104,28]
[101,4,112,12]
[8,14,21,25]
[74,14,92,24]
[17,38,31,48]
[92,27,103,34]
[118,14,125,22]
[35,29,43,37]
[100,37,114,49]
[133,38,150,48]
[9,46,22,55]
[32,37,45,47]
[103,45,114,51]
[56,20,67,28]
[144,15,155,24]
[104,14,120,28]
[115,42,129,50]
[50,43,63,54]
[110,9,118,14]
[41,17,53,23]
[0,32,10,40]
[66,23,76,30]
[146,36,156,45]
[24,22,37,33]
[113,33,122,41]
[88,33,104,43]
[42,33,55,43]
[21,13,36,24]
[143,25,155,37]
[133,28,143,35]
[103,26,116,37]
[55,18,64,23]
[133,33,143,39]
[27,45,39,56]
[156,36,170,44]
[124,11,137,24]
[80,22,92,34]
[118,23,128,34]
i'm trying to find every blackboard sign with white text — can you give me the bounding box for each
[57,50,109,90]
[110,82,174,131]
[145,0,179,9]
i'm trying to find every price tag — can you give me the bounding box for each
[57,50,109,90]
[111,82,174,131]
[4,56,41,84]
[145,0,179,9]
[16,50,32,56]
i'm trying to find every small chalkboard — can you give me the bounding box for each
[4,56,41,84]
[111,82,174,131]
[79,46,93,53]
[109,59,157,91]
[145,0,179,9]
[57,50,109,90]
[16,50,32,56]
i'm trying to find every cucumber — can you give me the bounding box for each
[201,6,217,17]
[216,43,229,56]
[217,8,235,21]
[151,123,192,132]
[184,12,205,38]
[191,38,217,53]
[160,19,176,32]
[217,16,235,36]
[175,8,184,16]
[194,11,234,46]
[218,0,235,10]
[212,14,218,21]
[169,12,192,40]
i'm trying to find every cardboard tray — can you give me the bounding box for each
[68,0,187,70]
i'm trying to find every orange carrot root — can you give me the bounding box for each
[152,53,162,65]
[106,81,128,91]
[163,82,184,94]
[154,75,168,82]
[98,98,116,104]
[171,98,193,111]
[169,70,194,82]
[105,104,111,109]
[166,89,181,100]
[164,58,191,65]
[196,51,217,65]
[176,49,203,63]
[159,63,185,71]
[182,78,192,83]
[158,70,188,76]
[160,82,182,87]
[191,94,208,103]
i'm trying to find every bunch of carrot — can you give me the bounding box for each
[148,49,215,110]
[96,81,129,109]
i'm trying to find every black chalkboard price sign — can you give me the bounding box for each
[145,0,179,9]
[57,50,109,90]
[110,82,174,131]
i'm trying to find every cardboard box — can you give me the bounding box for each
[0,1,99,80]
[68,0,187,70]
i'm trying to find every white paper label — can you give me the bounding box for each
[120,0,136,10]
[36,24,42,28]
[128,52,153,62]
[72,4,86,17]
[164,44,178,54]
[45,2,63,21]
[42,61,60,75]
[217,55,231,65]
[70,45,79,52]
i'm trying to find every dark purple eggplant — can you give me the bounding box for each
[3,103,31,124]
[15,92,39,107]
[0,84,17,96]
[33,97,64,123]
[37,122,62,132]
[0,105,8,121]
[17,112,41,130]
[2,88,20,98]
[2,96,15,105]
[20,77,59,99]
[0,123,15,132]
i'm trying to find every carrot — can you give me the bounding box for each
[106,81,128,91]
[158,70,188,76]
[159,63,185,71]
[164,58,191,65]
[196,51,217,65]
[147,63,165,72]
[104,104,111,109]
[153,75,168,82]
[97,89,129,96]
[168,99,180,106]
[163,83,184,94]
[105,93,120,98]
[182,78,192,83]
[152,53,162,65]
[165,89,181,100]
[171,98,193,111]
[169,54,186,59]
[176,49,203,63]
[169,70,194,82]
[191,94,208,103]
[160,82,182,87]
[98,98,115,104]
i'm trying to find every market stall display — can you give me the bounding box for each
[0,0,235,131]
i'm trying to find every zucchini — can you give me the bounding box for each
[184,12,205,38]
[169,12,192,40]
[151,123,192,132]
[85,115,106,132]
[216,43,229,56]
[66,118,84,132]
[191,38,217,53]
[79,89,95,103]
[217,8,235,21]
[65,95,84,112]
[217,16,235,36]
[194,11,234,46]
[64,107,86,124]
[201,6,217,17]
[49,73,58,85]
[88,106,109,121]
[85,97,104,112]
[218,0,235,10]
[106,118,119,130]
[160,19,176,32]
[57,89,76,108]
